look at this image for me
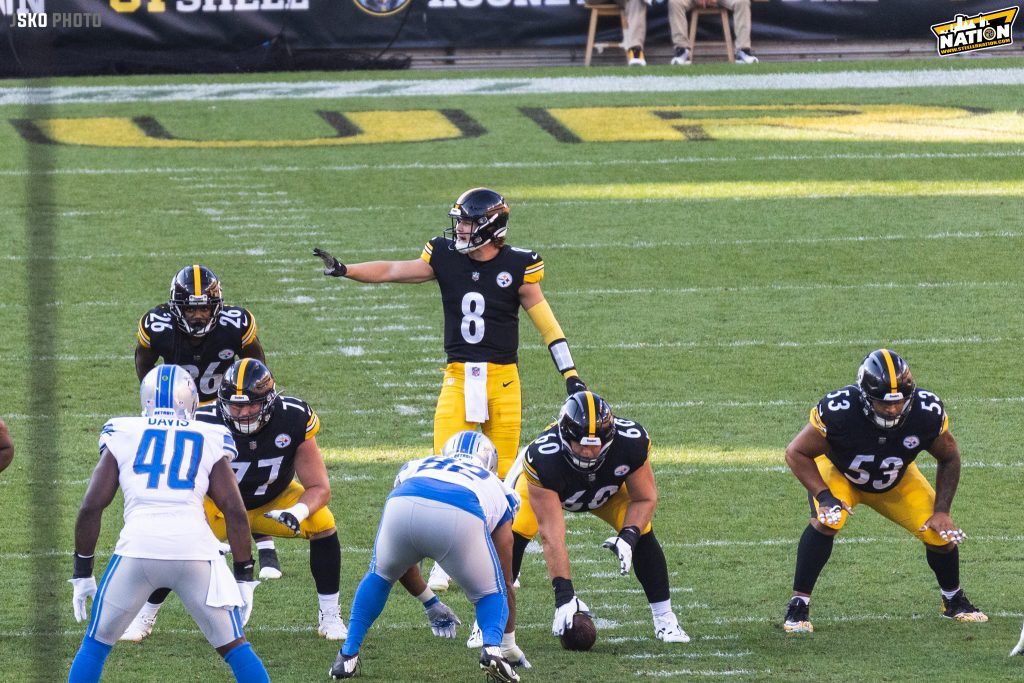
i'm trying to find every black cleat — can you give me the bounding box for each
[329,652,359,679]
[480,646,520,683]
[941,590,988,622]
[783,597,813,633]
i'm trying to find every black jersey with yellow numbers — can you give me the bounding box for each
[137,304,259,403]
[420,237,545,364]
[810,384,949,494]
[522,418,651,512]
[195,394,320,509]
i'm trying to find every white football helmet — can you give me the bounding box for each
[441,430,498,472]
[140,365,199,419]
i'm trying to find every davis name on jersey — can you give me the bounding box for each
[810,384,949,493]
[196,394,319,509]
[524,419,651,511]
[99,415,237,560]
[394,455,520,532]
[420,237,544,364]
[137,304,258,402]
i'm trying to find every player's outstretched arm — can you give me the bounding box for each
[75,450,120,558]
[313,247,435,284]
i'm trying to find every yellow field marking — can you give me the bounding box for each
[542,104,1024,143]
[31,110,468,147]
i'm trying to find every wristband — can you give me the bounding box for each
[618,525,641,550]
[552,576,575,607]
[234,560,255,582]
[73,552,94,579]
[284,502,310,524]
[416,587,437,605]
[548,339,576,374]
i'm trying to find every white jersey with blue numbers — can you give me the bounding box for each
[392,455,520,533]
[99,415,238,561]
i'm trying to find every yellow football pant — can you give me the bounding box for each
[511,472,652,539]
[204,480,336,540]
[433,361,522,479]
[813,457,946,546]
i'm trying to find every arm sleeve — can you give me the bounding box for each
[526,299,579,378]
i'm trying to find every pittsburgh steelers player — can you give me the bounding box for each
[507,390,691,644]
[126,266,282,642]
[313,187,586,591]
[121,358,349,641]
[782,349,986,633]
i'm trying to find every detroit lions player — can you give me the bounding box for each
[329,431,524,682]
[67,365,267,683]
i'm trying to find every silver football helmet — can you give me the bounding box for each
[140,364,199,419]
[441,430,498,472]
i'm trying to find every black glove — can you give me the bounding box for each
[565,376,587,396]
[313,247,347,277]
[815,488,843,510]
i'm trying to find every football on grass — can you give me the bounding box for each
[559,611,597,651]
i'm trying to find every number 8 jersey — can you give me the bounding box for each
[420,237,544,364]
[810,384,949,493]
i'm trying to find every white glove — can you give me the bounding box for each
[68,577,97,622]
[602,535,634,575]
[424,597,461,638]
[552,595,590,636]
[236,580,260,626]
[501,632,532,669]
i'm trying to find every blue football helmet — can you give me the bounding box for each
[441,430,498,472]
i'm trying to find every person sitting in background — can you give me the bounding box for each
[667,0,758,65]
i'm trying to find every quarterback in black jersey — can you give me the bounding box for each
[782,349,987,634]
[123,360,350,642]
[135,265,266,405]
[314,188,587,593]
[507,391,690,644]
[312,188,586,479]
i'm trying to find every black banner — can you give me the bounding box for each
[0,0,1011,76]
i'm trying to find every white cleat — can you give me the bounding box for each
[120,610,158,642]
[466,620,483,648]
[258,566,282,580]
[428,563,451,592]
[653,612,691,643]
[319,606,349,641]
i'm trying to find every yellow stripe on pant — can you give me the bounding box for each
[432,361,522,479]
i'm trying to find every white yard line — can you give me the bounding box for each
[2,68,1023,105]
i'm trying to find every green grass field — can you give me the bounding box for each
[3,57,1024,682]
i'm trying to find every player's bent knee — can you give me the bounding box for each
[810,518,841,535]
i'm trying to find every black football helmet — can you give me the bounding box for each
[446,187,510,254]
[857,349,916,429]
[169,265,223,338]
[558,390,616,472]
[218,358,278,435]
